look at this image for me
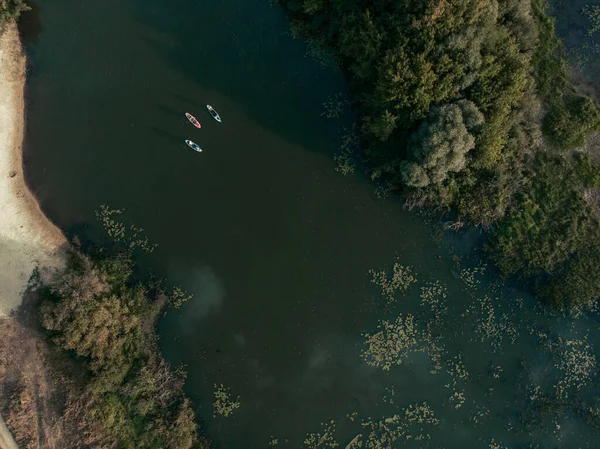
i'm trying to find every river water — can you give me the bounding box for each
[20,1,600,448]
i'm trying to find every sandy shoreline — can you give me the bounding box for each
[0,24,66,317]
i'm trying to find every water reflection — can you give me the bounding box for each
[18,2,43,46]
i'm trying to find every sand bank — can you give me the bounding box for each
[0,24,65,317]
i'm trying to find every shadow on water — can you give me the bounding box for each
[132,0,349,157]
[157,103,183,118]
[170,93,205,110]
[149,125,182,143]
[17,1,43,46]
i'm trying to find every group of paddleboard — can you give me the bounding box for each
[184,105,221,152]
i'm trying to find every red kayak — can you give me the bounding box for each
[185,112,201,128]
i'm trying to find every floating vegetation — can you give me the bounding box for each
[449,390,466,409]
[334,124,359,176]
[490,364,503,380]
[583,5,600,35]
[456,264,486,289]
[361,402,439,447]
[426,341,445,375]
[446,353,470,385]
[361,314,422,370]
[304,420,338,449]
[470,405,490,425]
[213,384,241,417]
[346,412,359,422]
[488,440,508,449]
[97,205,126,241]
[553,336,596,400]
[469,295,518,352]
[344,434,362,449]
[419,281,448,317]
[96,205,157,253]
[322,93,348,119]
[383,385,395,404]
[169,286,193,309]
[445,354,469,409]
[368,263,417,303]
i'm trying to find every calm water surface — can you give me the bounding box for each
[20,1,600,448]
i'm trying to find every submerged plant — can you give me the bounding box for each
[322,93,348,119]
[583,5,600,35]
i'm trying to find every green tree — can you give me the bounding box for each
[0,0,29,26]
[401,103,479,187]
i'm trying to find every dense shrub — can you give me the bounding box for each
[545,95,600,150]
[490,152,600,276]
[41,250,203,449]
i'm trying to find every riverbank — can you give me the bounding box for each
[0,24,65,317]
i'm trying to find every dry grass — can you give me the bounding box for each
[0,317,65,449]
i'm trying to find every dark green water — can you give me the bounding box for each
[20,1,600,448]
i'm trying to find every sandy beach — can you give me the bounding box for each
[0,24,65,317]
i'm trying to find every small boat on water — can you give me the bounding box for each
[206,104,222,123]
[185,112,201,128]
[185,140,202,152]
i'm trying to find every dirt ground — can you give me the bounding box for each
[0,24,66,317]
[0,315,66,449]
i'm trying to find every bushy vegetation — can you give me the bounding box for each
[0,0,29,26]
[280,0,600,309]
[39,248,204,449]
[491,152,600,276]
